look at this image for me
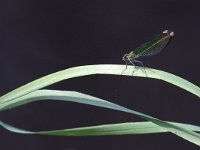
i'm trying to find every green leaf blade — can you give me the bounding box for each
[1,89,200,146]
[1,120,200,136]
[1,64,199,103]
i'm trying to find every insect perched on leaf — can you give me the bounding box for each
[122,30,174,76]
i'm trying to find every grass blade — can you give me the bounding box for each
[1,89,200,146]
[0,64,199,103]
[1,120,200,136]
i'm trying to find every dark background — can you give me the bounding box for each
[0,0,200,150]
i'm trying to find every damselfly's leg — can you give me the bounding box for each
[128,59,136,75]
[121,61,128,75]
[133,59,147,77]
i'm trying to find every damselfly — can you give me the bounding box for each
[122,30,174,75]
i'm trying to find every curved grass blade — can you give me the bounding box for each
[1,120,200,136]
[1,89,200,146]
[0,64,199,104]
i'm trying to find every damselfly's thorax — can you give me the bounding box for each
[122,51,138,62]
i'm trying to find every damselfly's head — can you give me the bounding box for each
[122,53,128,62]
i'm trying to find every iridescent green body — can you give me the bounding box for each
[122,30,174,75]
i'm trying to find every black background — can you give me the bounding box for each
[0,0,200,150]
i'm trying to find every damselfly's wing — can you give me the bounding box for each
[134,30,174,57]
